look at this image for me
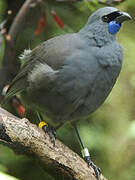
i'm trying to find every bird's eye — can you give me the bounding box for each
[101,11,121,23]
[102,16,109,23]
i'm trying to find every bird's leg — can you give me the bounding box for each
[74,124,101,180]
[37,113,56,146]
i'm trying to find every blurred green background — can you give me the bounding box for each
[0,0,135,180]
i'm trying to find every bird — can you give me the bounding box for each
[3,7,131,179]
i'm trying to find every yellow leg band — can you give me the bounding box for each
[38,121,48,129]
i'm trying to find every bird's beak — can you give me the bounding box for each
[115,12,132,24]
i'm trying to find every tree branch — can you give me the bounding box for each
[0,0,42,96]
[97,0,126,6]
[0,107,108,180]
[56,0,126,5]
[8,0,42,46]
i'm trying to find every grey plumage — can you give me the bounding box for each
[5,7,131,128]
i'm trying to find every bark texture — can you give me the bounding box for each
[0,107,108,180]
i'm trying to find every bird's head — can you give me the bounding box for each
[80,7,132,45]
[88,7,132,35]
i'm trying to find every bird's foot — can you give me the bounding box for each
[83,148,101,180]
[39,121,56,146]
[85,156,101,180]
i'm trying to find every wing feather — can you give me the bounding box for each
[4,33,83,106]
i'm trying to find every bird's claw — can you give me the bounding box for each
[84,156,101,180]
[42,125,56,146]
[39,121,56,146]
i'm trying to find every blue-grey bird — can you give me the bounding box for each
[3,7,131,179]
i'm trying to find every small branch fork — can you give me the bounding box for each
[0,107,108,180]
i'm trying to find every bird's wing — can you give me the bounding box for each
[24,33,79,70]
[4,33,80,100]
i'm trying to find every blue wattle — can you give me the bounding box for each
[108,21,122,35]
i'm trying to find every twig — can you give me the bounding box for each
[56,0,126,4]
[0,0,42,97]
[97,0,126,5]
[0,107,108,180]
[8,0,42,46]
